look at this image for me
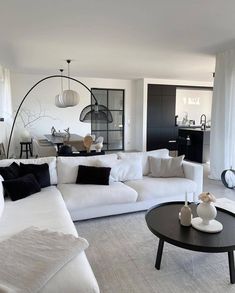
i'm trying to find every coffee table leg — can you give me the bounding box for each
[228,251,235,284]
[155,239,164,270]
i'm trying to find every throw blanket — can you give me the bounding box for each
[0,227,89,293]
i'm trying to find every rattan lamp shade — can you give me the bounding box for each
[79,104,113,123]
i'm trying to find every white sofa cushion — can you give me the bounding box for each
[118,149,169,175]
[0,157,57,185]
[0,176,4,219]
[0,187,99,293]
[57,154,118,184]
[124,176,197,201]
[57,182,138,211]
[97,157,143,182]
[149,155,185,178]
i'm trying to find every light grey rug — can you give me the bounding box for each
[76,212,235,293]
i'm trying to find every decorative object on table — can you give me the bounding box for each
[0,143,6,159]
[94,136,104,152]
[6,60,113,159]
[55,62,79,108]
[57,145,73,156]
[191,192,223,233]
[64,127,70,136]
[83,135,93,153]
[179,192,192,226]
[51,126,56,136]
[50,127,70,138]
[20,128,31,142]
[221,168,235,189]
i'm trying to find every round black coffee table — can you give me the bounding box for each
[145,201,235,284]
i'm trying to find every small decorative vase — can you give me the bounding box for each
[180,205,192,226]
[95,142,103,152]
[197,202,217,225]
[21,128,31,142]
[180,192,192,226]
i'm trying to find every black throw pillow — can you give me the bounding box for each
[2,174,41,201]
[76,165,111,185]
[20,163,50,188]
[0,162,21,180]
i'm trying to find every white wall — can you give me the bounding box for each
[134,78,213,151]
[176,88,212,126]
[11,72,137,152]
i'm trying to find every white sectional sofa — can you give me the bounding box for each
[56,149,203,220]
[0,157,100,293]
[0,149,203,291]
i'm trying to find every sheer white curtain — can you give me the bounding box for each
[0,66,13,155]
[210,49,235,179]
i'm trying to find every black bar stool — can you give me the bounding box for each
[20,141,33,158]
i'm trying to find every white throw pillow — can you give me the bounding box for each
[57,154,118,184]
[98,158,143,182]
[149,155,185,178]
[118,149,169,176]
[0,175,4,219]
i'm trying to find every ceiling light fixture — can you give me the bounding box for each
[55,60,79,108]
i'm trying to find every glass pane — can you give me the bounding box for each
[108,111,123,130]
[108,131,123,150]
[91,131,107,150]
[108,90,123,110]
[92,120,107,131]
[92,89,107,107]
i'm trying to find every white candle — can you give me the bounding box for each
[185,192,188,206]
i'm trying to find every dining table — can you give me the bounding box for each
[44,134,84,150]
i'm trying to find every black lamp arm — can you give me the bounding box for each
[6,74,98,158]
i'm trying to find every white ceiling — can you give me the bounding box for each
[1,0,235,81]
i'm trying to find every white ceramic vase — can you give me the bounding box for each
[197,202,217,225]
[21,128,31,142]
[95,142,103,152]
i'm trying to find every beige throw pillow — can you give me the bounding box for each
[149,155,185,178]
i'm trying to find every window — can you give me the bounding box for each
[91,88,124,151]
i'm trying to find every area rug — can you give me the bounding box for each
[75,212,235,293]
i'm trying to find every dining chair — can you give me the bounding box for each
[33,138,57,157]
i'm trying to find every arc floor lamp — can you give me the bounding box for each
[6,75,113,158]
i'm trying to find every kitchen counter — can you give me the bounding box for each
[178,127,210,132]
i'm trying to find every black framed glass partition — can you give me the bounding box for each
[91,88,125,151]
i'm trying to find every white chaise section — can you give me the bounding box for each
[57,182,138,221]
[0,186,99,293]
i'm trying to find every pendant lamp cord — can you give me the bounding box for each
[59,69,64,94]
[67,59,71,90]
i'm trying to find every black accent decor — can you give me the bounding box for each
[178,128,210,163]
[221,169,235,189]
[146,201,235,284]
[76,165,111,185]
[0,162,20,180]
[2,174,41,201]
[57,145,73,155]
[20,163,50,188]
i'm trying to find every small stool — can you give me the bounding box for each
[20,142,33,158]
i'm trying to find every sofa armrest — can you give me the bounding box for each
[182,161,203,196]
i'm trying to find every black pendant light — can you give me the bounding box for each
[80,103,113,123]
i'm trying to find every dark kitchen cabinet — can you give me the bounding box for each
[178,128,210,163]
[147,84,178,150]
